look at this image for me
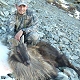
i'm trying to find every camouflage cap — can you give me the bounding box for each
[16,0,27,6]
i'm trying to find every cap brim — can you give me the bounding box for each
[17,2,27,6]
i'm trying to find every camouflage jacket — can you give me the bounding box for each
[7,9,38,36]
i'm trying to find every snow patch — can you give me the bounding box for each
[0,42,12,76]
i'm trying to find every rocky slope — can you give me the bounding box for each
[0,0,80,80]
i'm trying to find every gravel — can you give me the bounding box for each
[0,0,80,80]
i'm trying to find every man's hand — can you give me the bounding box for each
[15,30,23,41]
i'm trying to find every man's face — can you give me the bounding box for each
[16,5,28,15]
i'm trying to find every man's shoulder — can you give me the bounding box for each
[9,11,16,18]
[26,9,33,16]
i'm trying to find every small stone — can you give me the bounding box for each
[1,76,6,79]
[70,55,79,60]
[7,73,14,78]
[46,0,54,3]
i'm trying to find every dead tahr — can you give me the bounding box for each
[8,40,80,80]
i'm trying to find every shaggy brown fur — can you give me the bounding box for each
[36,41,80,76]
[8,40,80,80]
[8,41,57,80]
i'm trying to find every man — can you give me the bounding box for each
[7,0,39,45]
